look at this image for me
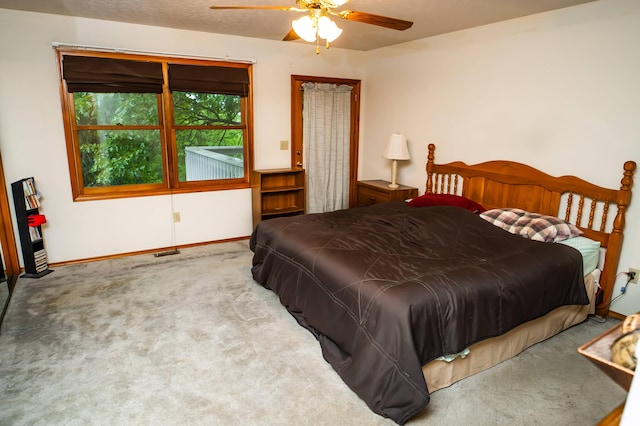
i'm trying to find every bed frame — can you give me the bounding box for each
[424,143,636,317]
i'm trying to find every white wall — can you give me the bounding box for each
[0,9,366,262]
[361,0,640,315]
[1,1,639,315]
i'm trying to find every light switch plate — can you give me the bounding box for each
[280,140,288,150]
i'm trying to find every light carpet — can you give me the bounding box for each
[0,241,627,425]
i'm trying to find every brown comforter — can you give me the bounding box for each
[249,202,588,424]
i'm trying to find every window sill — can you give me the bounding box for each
[73,181,251,202]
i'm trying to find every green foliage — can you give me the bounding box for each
[79,130,163,187]
[173,92,241,127]
[74,91,245,187]
[74,92,158,126]
[174,92,243,181]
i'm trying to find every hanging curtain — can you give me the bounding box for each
[302,82,352,213]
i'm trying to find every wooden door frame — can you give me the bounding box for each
[0,151,20,289]
[290,75,361,207]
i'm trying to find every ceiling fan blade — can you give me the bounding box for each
[337,10,413,31]
[283,28,301,41]
[209,6,299,11]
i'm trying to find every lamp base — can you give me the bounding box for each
[388,160,400,189]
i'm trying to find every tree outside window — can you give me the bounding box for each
[57,50,253,200]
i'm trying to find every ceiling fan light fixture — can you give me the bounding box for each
[317,16,342,43]
[323,0,349,7]
[292,15,318,42]
[210,2,414,52]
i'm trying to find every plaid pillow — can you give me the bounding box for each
[515,213,583,242]
[480,208,583,243]
[479,208,527,233]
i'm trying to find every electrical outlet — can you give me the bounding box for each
[173,212,181,223]
[280,140,288,150]
[629,267,639,284]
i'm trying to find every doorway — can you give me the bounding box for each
[290,75,361,208]
[0,151,20,322]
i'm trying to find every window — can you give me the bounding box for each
[57,50,253,200]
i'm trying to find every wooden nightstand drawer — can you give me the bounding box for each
[356,180,418,207]
[358,185,392,206]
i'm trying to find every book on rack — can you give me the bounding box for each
[34,248,48,272]
[22,178,41,210]
[22,178,36,196]
[28,226,42,242]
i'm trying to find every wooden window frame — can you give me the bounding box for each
[56,49,254,201]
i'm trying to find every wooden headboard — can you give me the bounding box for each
[425,143,636,317]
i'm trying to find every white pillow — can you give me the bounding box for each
[557,236,601,276]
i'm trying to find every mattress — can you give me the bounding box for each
[424,272,598,392]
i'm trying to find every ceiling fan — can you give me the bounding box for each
[210,0,413,53]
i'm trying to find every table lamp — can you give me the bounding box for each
[382,133,410,189]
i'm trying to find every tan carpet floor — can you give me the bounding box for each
[0,241,627,425]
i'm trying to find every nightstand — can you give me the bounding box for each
[356,180,418,207]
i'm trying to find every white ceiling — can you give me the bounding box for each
[0,0,598,51]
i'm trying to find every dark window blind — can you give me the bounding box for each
[168,64,249,96]
[62,56,164,93]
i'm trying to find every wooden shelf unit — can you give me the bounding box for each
[251,169,305,226]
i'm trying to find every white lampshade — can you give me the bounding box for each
[292,15,318,42]
[317,16,342,42]
[383,133,410,160]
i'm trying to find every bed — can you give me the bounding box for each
[249,144,636,424]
